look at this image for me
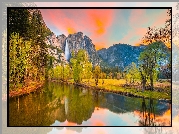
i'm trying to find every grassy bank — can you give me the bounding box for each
[8,78,171,101]
[9,81,44,98]
[68,79,171,101]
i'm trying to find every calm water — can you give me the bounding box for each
[9,82,171,126]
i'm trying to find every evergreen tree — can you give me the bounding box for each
[9,9,30,39]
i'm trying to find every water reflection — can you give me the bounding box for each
[135,98,171,126]
[139,98,156,126]
[9,82,171,126]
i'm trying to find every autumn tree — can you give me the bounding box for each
[9,33,32,88]
[100,72,106,79]
[93,66,101,86]
[139,41,167,90]
[8,8,52,90]
[124,62,140,85]
[108,72,113,79]
[116,72,121,80]
[142,9,171,48]
[140,9,171,90]
[70,49,92,83]
[138,65,147,92]
[63,64,71,81]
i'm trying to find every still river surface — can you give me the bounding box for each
[9,82,171,126]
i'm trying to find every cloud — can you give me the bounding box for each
[119,27,147,45]
[117,9,149,45]
[151,10,169,28]
[40,9,114,36]
[86,9,114,37]
[40,9,114,49]
[129,9,146,27]
[40,8,169,49]
[94,42,108,50]
[120,9,169,46]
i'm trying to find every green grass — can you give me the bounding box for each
[57,78,171,100]
[74,79,171,100]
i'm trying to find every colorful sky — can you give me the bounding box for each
[39,8,170,50]
[2,2,178,134]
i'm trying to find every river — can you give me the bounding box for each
[9,82,171,126]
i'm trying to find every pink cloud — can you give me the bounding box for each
[40,9,114,49]
[119,27,148,46]
[129,9,146,27]
[121,9,168,46]
[39,8,169,49]
[136,28,148,36]
[151,10,169,28]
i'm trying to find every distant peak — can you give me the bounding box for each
[98,48,106,51]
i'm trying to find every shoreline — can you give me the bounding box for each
[9,82,44,98]
[49,79,171,103]
[75,83,171,103]
[8,79,171,103]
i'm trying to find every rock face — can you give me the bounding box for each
[45,32,101,66]
[64,32,101,65]
[97,44,146,69]
[45,33,67,66]
[46,32,66,50]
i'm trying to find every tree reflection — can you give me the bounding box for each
[139,98,157,126]
[9,82,170,126]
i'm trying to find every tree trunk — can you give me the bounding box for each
[142,79,146,92]
[141,72,146,92]
[150,73,154,91]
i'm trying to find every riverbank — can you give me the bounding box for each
[8,79,171,102]
[9,82,44,98]
[66,79,171,102]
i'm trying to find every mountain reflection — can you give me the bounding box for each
[9,82,170,126]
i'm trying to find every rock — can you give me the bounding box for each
[97,42,170,70]
[46,32,102,66]
[63,32,101,66]
[97,44,146,68]
[45,33,67,66]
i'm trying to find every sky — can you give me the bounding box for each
[39,8,170,50]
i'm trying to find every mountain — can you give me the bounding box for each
[45,30,170,70]
[46,32,101,66]
[46,32,66,51]
[64,32,101,65]
[97,44,146,69]
[45,33,67,66]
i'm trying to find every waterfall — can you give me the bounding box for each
[65,39,70,61]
